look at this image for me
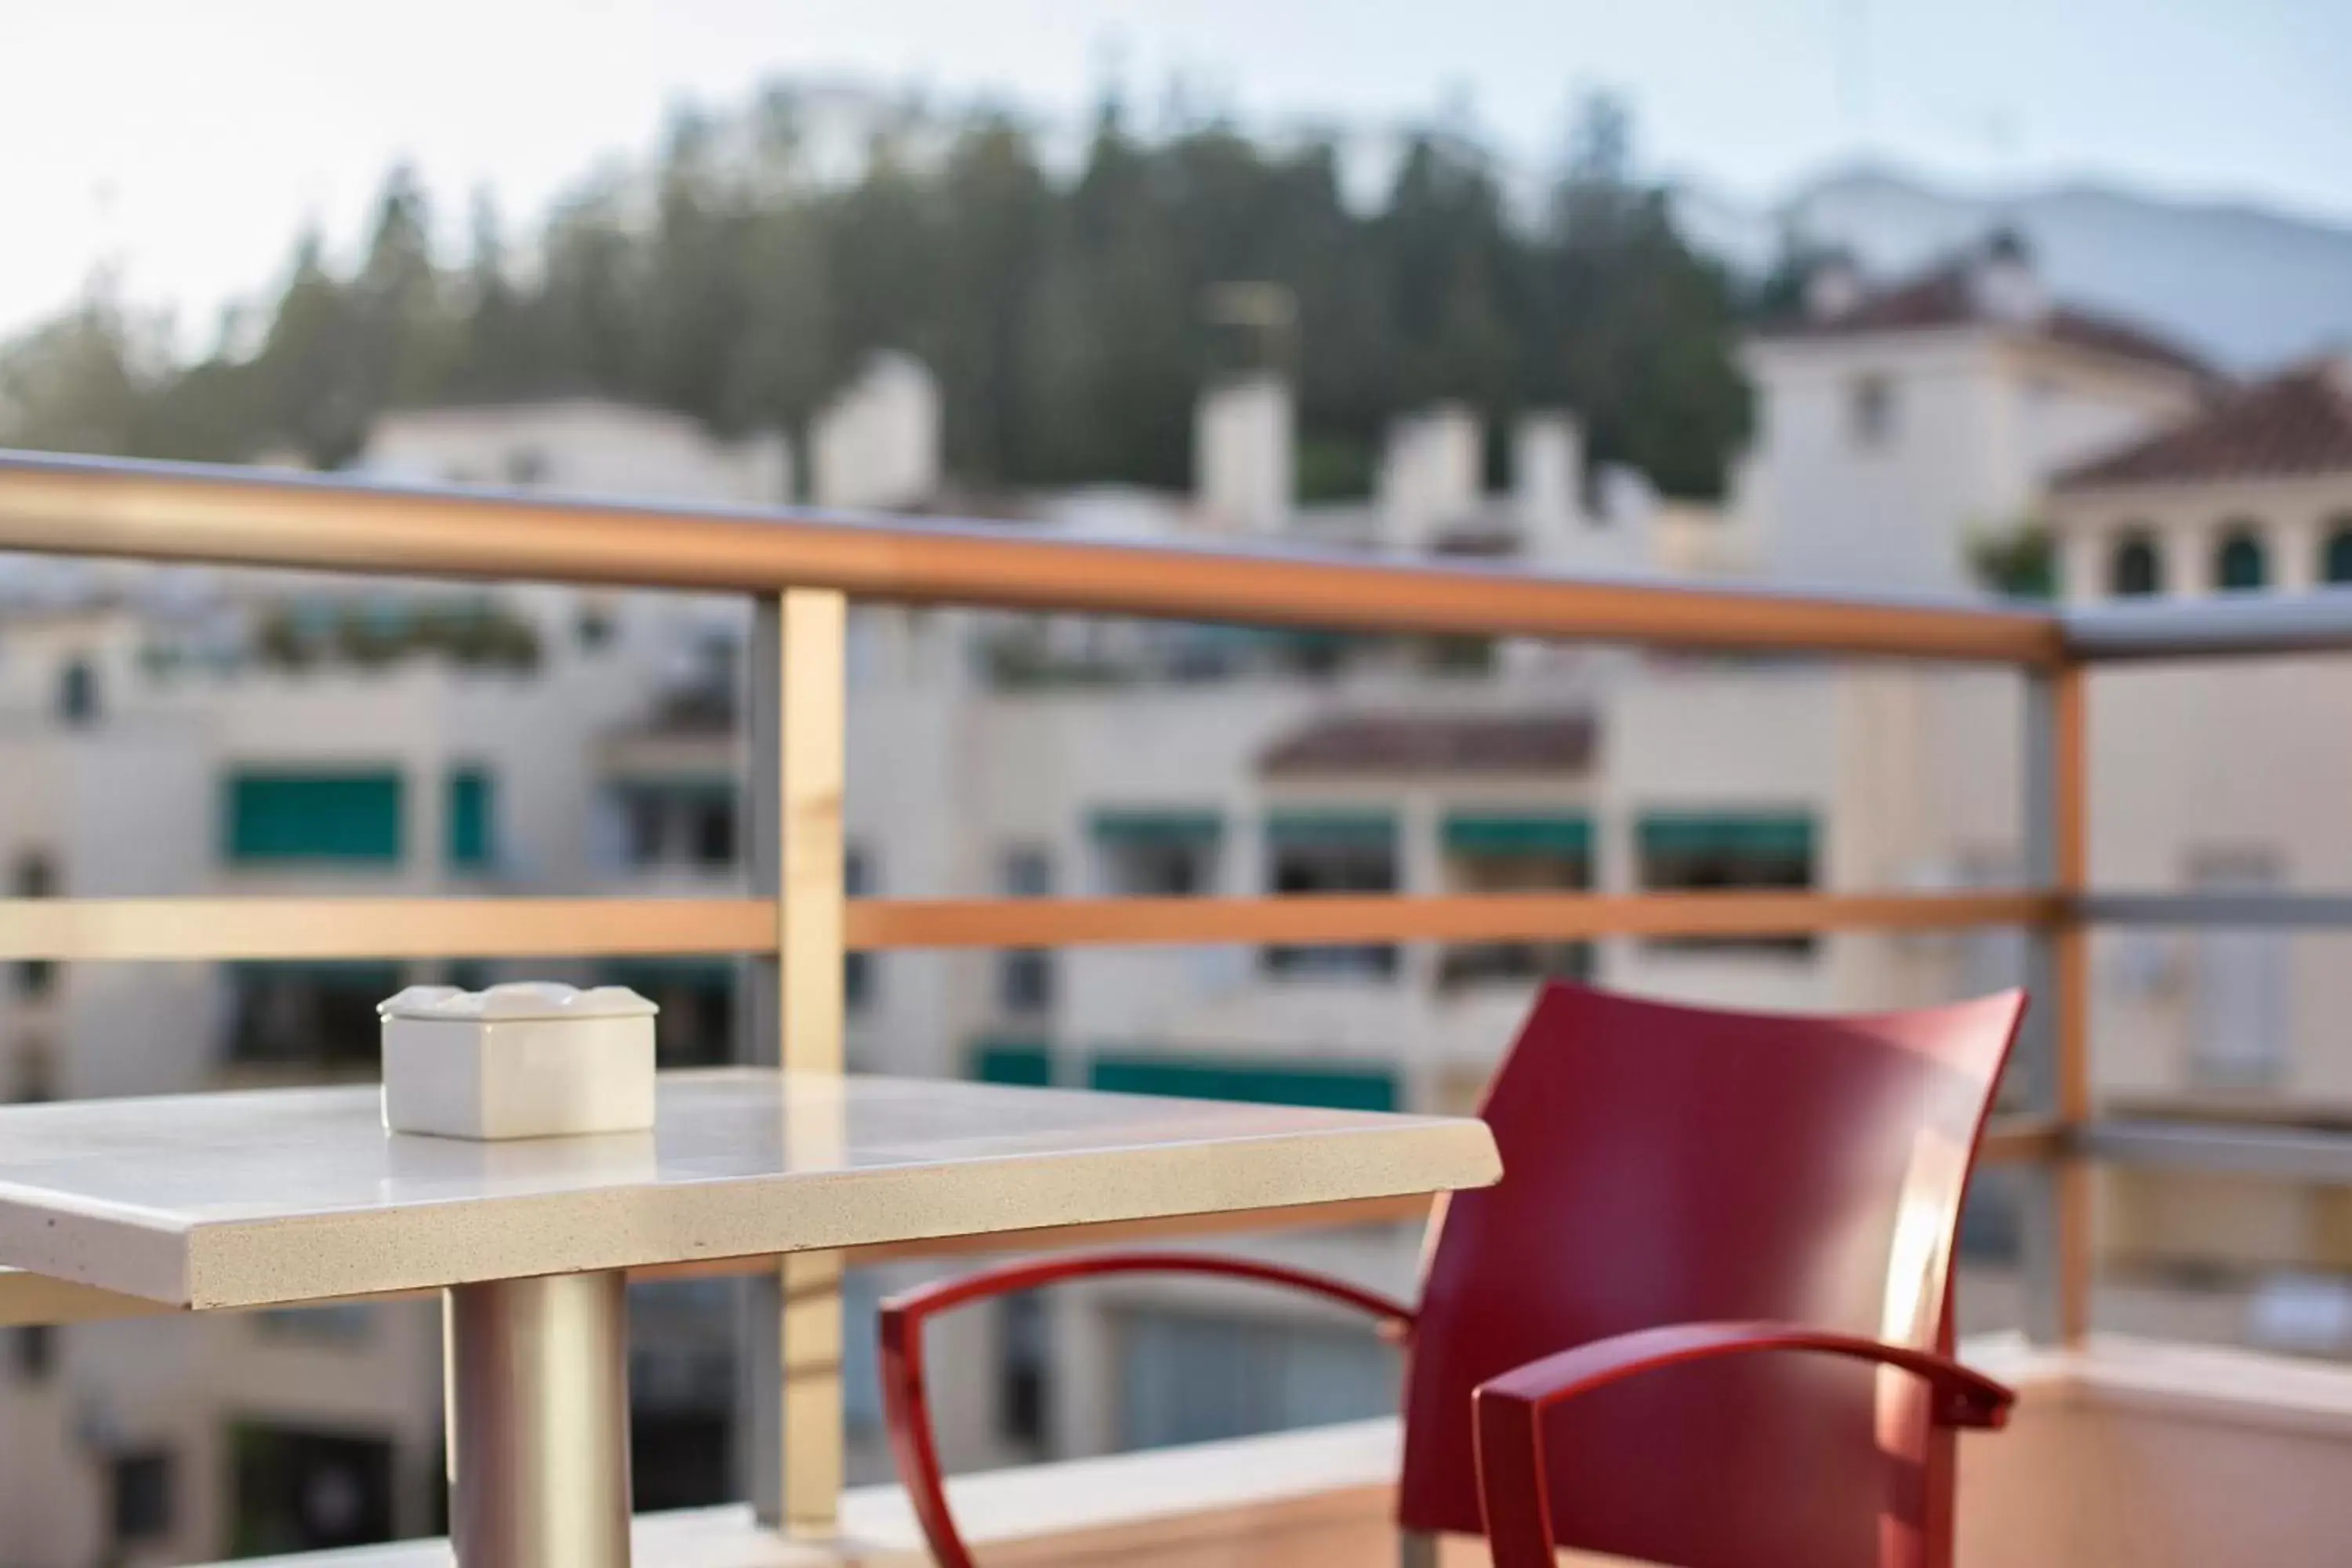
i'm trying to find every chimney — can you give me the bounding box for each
[1512,411,1582,559]
[1377,404,1483,554]
[812,351,942,510]
[1193,373,1294,535]
[1969,229,2046,325]
[1804,251,1865,322]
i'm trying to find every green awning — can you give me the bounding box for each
[1264,810,1398,851]
[970,1037,1054,1087]
[1443,813,1592,858]
[1089,1053,1397,1113]
[1089,809,1225,845]
[1638,813,1814,858]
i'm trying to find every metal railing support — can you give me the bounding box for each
[2019,666,2092,1345]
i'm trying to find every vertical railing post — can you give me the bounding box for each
[737,588,849,1537]
[2020,663,2091,1345]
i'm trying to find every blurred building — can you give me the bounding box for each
[13,250,2352,1561]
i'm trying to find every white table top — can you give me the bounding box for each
[0,1069,1498,1309]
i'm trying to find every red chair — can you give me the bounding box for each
[880,982,2025,1568]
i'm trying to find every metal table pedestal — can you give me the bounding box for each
[447,1271,633,1568]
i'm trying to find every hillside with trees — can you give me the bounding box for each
[0,89,1751,500]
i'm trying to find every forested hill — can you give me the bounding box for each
[0,90,1752,501]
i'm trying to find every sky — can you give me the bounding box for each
[6,0,2348,343]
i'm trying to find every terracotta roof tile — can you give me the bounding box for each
[1261,710,1596,776]
[1762,263,2209,379]
[2054,364,2352,490]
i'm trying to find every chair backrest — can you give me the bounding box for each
[1397,981,2023,1568]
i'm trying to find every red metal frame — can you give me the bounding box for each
[1472,1321,2015,1568]
[878,1250,1416,1568]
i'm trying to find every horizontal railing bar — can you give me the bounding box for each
[1980,1116,2068,1164]
[0,452,2060,663]
[0,891,2059,961]
[2,1112,2067,1327]
[2084,891,2352,927]
[852,890,2058,947]
[2082,1118,2352,1184]
[0,897,774,961]
[2066,590,2352,662]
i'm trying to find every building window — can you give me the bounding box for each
[1638,811,1817,953]
[13,851,57,1000]
[446,767,495,871]
[690,794,735,867]
[2321,519,2352,586]
[998,1292,1052,1448]
[227,963,405,1066]
[13,1324,55,1382]
[229,1425,396,1556]
[2214,523,2268,592]
[14,1038,55,1102]
[1849,374,1896,448]
[56,657,100,726]
[608,782,735,870]
[1436,812,1593,989]
[2109,530,2163,597]
[111,1449,175,1543]
[1263,811,1398,977]
[225,771,405,865]
[999,951,1053,1014]
[998,846,1053,1016]
[844,846,875,1014]
[1091,811,1221,896]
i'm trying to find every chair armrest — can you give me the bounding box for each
[1472,1320,2016,1568]
[880,1251,1416,1568]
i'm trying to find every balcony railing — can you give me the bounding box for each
[5,448,2352,1555]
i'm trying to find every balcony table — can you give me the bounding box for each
[0,1067,1499,1568]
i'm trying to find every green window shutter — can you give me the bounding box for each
[447,768,495,870]
[970,1038,1054,1087]
[1441,813,1592,858]
[1088,1053,1396,1113]
[225,771,405,864]
[1089,809,1225,846]
[1264,811,1399,851]
[1638,813,1814,859]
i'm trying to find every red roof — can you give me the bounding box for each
[1764,263,2209,379]
[2054,362,2352,491]
[1261,710,1596,776]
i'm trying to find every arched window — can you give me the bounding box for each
[2109,530,2162,597]
[2321,517,2352,586]
[2214,522,2268,592]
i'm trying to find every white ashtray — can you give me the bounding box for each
[379,982,659,1141]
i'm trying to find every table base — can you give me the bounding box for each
[446,1271,633,1568]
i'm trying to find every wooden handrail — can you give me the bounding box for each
[0,891,2057,961]
[0,451,2062,663]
